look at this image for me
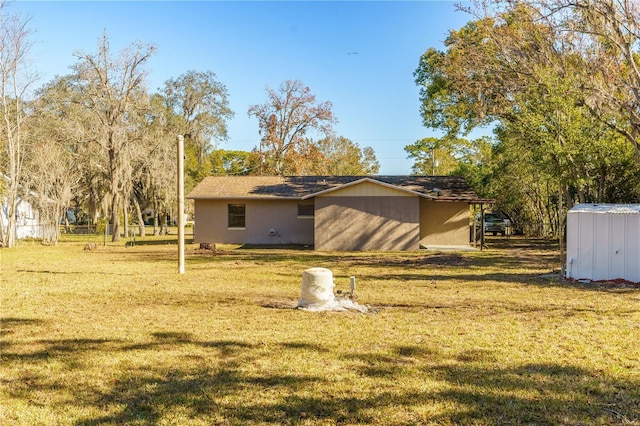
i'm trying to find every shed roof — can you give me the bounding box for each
[568,203,640,214]
[187,175,493,202]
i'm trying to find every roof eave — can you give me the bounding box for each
[302,177,425,199]
[418,195,495,202]
[187,195,304,200]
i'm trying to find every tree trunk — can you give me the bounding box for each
[133,198,146,237]
[6,195,17,248]
[44,208,61,246]
[160,210,168,235]
[52,209,62,245]
[4,136,20,248]
[111,191,120,242]
[598,165,607,203]
[0,209,6,247]
[153,199,160,236]
[123,204,129,239]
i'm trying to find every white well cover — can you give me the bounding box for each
[297,267,368,312]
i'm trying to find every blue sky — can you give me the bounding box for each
[14,1,474,175]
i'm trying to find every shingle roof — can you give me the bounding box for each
[187,175,492,202]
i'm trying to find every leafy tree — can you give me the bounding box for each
[126,93,176,236]
[248,80,336,175]
[414,1,640,236]
[316,136,380,175]
[404,137,465,176]
[530,0,640,157]
[36,75,117,228]
[359,146,380,175]
[415,4,570,138]
[450,136,495,195]
[209,149,251,175]
[161,69,234,166]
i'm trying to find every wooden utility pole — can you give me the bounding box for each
[177,135,185,274]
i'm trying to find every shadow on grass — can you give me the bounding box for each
[239,243,314,250]
[81,346,640,425]
[0,317,44,327]
[16,268,140,277]
[125,237,194,247]
[2,327,638,425]
[1,338,124,362]
[362,270,640,294]
[58,237,566,284]
[0,317,45,338]
[184,236,563,274]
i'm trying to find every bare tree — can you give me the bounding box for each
[71,32,154,241]
[248,80,336,175]
[24,133,79,244]
[0,1,36,247]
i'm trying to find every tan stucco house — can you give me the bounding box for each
[187,176,492,251]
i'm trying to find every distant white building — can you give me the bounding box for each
[1,174,48,243]
[566,203,640,284]
[1,195,45,241]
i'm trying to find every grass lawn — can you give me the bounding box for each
[1,234,639,425]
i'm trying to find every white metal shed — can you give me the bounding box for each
[566,204,640,283]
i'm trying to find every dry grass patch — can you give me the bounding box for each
[1,236,639,425]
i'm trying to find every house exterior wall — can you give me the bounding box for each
[419,199,470,247]
[314,196,420,251]
[193,191,474,251]
[193,199,314,245]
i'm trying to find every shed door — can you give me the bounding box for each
[593,213,611,281]
[609,215,626,280]
[626,214,640,282]
[576,212,595,280]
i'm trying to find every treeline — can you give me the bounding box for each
[406,0,640,237]
[5,1,640,246]
[0,3,378,247]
